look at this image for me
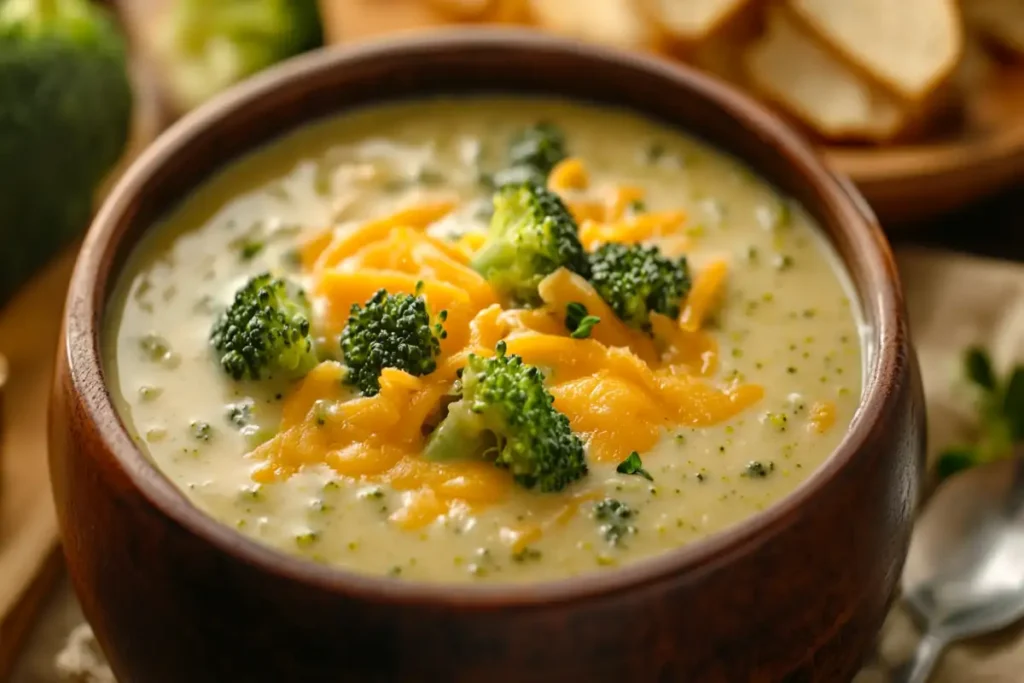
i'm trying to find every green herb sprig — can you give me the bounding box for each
[937,347,1023,480]
[616,451,653,481]
[565,302,601,339]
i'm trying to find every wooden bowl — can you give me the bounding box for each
[50,30,925,682]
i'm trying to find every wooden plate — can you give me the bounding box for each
[826,66,1024,226]
[321,0,1024,227]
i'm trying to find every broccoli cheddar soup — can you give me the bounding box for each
[107,98,863,583]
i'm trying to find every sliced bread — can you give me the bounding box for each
[426,0,497,19]
[788,0,963,101]
[963,0,1024,57]
[682,5,763,85]
[745,7,908,141]
[527,0,664,50]
[638,0,752,43]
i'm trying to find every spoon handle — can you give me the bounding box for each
[891,632,948,683]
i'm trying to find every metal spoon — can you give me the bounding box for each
[892,448,1024,683]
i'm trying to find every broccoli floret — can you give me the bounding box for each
[156,0,322,112]
[472,183,589,305]
[491,122,567,187]
[210,273,317,381]
[424,342,588,492]
[593,498,637,546]
[0,0,132,304]
[587,243,691,328]
[340,288,445,396]
[509,122,567,176]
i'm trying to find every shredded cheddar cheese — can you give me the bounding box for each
[310,201,456,272]
[579,211,687,250]
[605,185,645,221]
[566,199,606,224]
[548,157,590,191]
[808,401,837,434]
[251,187,759,533]
[679,260,728,332]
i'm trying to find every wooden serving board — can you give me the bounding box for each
[320,0,1024,227]
[0,53,166,681]
[0,252,76,680]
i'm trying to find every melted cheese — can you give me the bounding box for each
[579,210,687,250]
[548,157,590,191]
[258,188,758,528]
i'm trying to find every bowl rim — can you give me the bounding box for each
[65,28,904,607]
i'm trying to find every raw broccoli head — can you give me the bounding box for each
[210,273,318,381]
[472,183,590,306]
[0,0,131,304]
[340,288,446,396]
[157,0,323,111]
[425,342,588,493]
[587,243,692,328]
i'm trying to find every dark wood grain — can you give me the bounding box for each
[49,30,926,683]
[895,187,1024,263]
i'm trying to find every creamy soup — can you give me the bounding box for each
[106,98,863,583]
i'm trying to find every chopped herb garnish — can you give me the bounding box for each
[565,301,601,339]
[745,461,775,478]
[359,486,385,500]
[643,141,666,164]
[415,167,446,186]
[140,333,170,361]
[190,420,212,442]
[280,247,302,271]
[616,451,654,481]
[239,240,264,260]
[511,547,542,563]
[145,427,166,443]
[226,399,254,427]
[773,254,794,271]
[295,531,319,547]
[138,385,163,401]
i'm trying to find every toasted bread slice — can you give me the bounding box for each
[746,7,908,141]
[637,0,752,43]
[528,0,664,50]
[426,0,497,20]
[964,0,1024,57]
[681,5,764,85]
[788,0,962,101]
[489,0,532,23]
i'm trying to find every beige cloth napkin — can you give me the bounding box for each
[9,246,1024,682]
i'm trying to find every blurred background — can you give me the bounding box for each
[0,1,1021,681]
